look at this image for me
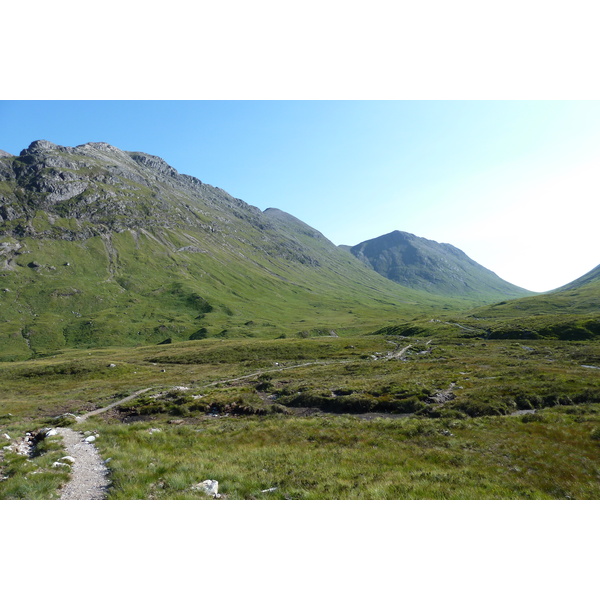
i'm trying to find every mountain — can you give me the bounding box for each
[0,140,454,360]
[347,230,533,302]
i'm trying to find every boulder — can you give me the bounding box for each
[192,479,219,497]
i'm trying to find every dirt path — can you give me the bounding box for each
[57,427,109,500]
[199,360,345,388]
[76,387,153,422]
[52,353,404,499]
[56,387,151,499]
[386,344,413,360]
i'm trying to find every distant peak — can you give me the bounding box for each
[21,140,61,155]
[0,149,12,157]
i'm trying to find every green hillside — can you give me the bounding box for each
[376,262,600,342]
[555,263,600,292]
[0,141,459,360]
[348,230,534,302]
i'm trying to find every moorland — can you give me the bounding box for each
[1,140,598,500]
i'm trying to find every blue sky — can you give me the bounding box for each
[1,100,599,292]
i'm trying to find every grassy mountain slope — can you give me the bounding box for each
[555,263,600,292]
[0,141,459,360]
[376,261,600,342]
[348,230,534,302]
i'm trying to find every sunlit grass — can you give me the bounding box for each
[2,335,600,499]
[88,406,600,500]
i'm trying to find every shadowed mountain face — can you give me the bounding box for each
[348,230,533,302]
[0,141,453,359]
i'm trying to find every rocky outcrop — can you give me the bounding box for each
[0,141,339,271]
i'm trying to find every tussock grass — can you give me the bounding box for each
[0,425,71,499]
[89,407,600,500]
[2,334,600,499]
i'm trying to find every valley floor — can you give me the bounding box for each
[1,335,599,500]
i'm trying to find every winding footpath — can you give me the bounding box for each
[58,388,151,500]
[56,352,417,500]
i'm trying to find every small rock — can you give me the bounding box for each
[105,457,112,464]
[84,435,96,443]
[108,363,117,368]
[52,461,70,468]
[2,433,10,439]
[192,479,219,497]
[148,428,161,434]
[261,487,278,493]
[60,456,75,463]
[45,428,58,437]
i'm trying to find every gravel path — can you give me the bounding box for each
[76,387,153,422]
[55,388,153,500]
[57,427,109,500]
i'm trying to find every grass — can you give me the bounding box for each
[0,421,71,499]
[1,333,600,499]
[90,405,600,500]
[3,141,600,500]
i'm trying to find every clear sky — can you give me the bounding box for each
[1,100,599,292]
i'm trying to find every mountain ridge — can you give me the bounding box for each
[0,140,456,360]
